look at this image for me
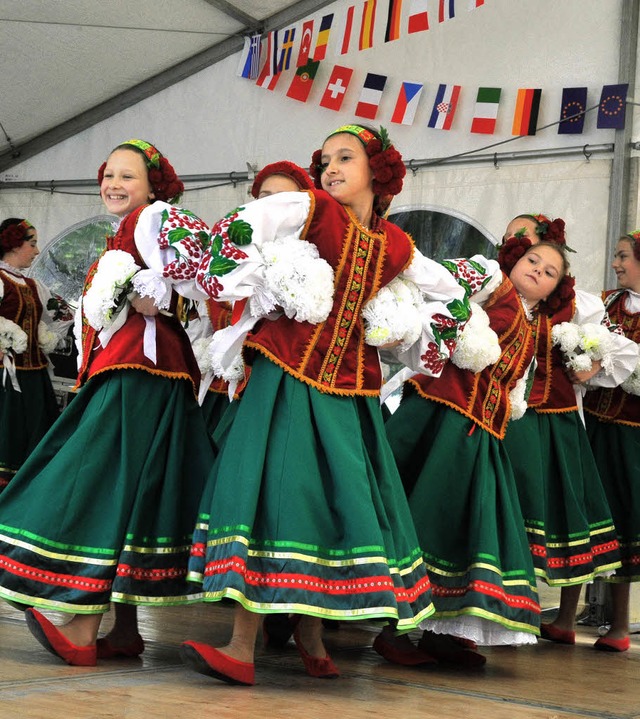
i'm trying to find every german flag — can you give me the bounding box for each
[512,88,542,136]
[385,0,402,42]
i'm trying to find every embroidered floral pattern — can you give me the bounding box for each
[320,233,370,387]
[196,208,251,299]
[441,257,494,299]
[158,206,211,282]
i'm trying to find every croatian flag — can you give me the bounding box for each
[391,82,424,125]
[355,73,387,120]
[428,83,461,129]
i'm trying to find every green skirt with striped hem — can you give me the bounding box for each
[385,385,540,644]
[187,355,435,631]
[0,367,59,490]
[0,370,215,613]
[585,414,640,581]
[503,409,621,586]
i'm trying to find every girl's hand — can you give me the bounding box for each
[0,350,4,362]
[565,359,602,384]
[130,293,159,316]
[379,339,403,349]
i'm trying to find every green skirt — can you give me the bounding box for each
[385,385,540,645]
[0,368,59,490]
[585,414,640,581]
[0,370,215,613]
[188,356,434,631]
[200,390,231,441]
[503,409,620,585]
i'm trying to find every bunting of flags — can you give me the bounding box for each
[246,3,628,136]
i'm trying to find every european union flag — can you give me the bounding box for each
[597,83,629,129]
[558,87,587,134]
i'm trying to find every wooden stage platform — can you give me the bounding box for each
[0,594,638,719]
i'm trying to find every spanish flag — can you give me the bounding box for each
[359,0,377,50]
[512,88,542,136]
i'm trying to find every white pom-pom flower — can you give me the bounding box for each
[363,277,423,350]
[451,302,501,373]
[0,317,28,354]
[83,250,141,331]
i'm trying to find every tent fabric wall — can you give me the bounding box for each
[1,0,639,293]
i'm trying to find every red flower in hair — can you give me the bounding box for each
[498,236,532,274]
[0,220,32,253]
[539,274,576,315]
[542,218,566,246]
[309,149,323,189]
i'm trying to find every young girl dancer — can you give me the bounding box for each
[0,139,215,665]
[583,231,640,652]
[179,124,471,685]
[499,215,636,646]
[0,218,72,490]
[378,241,572,666]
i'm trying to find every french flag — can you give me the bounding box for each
[355,73,387,120]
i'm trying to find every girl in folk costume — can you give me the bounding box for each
[0,140,215,666]
[583,231,640,652]
[179,124,471,685]
[377,242,572,667]
[0,218,72,490]
[499,215,637,647]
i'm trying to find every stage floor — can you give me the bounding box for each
[0,586,638,719]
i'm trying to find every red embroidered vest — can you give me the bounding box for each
[408,275,535,439]
[527,298,578,412]
[583,290,640,427]
[207,299,233,395]
[0,269,47,370]
[76,205,200,393]
[245,190,414,396]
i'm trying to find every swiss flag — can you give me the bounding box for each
[319,65,354,111]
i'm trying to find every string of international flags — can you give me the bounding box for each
[237,0,629,135]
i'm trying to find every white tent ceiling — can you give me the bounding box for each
[0,0,333,172]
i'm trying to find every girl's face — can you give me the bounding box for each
[100,149,154,217]
[503,216,539,242]
[257,174,300,199]
[510,244,564,307]
[3,228,39,269]
[319,133,374,211]
[612,239,640,292]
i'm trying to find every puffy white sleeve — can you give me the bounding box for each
[571,289,639,388]
[132,201,213,306]
[381,252,465,375]
[194,191,334,394]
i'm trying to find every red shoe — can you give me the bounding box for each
[293,628,340,678]
[540,623,576,645]
[96,634,145,659]
[372,633,438,666]
[180,641,255,685]
[25,608,97,666]
[594,635,630,652]
[418,634,487,668]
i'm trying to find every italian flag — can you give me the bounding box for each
[470,87,501,134]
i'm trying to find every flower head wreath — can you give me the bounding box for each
[251,160,314,198]
[508,213,575,253]
[309,124,406,215]
[97,139,184,204]
[498,235,575,316]
[625,229,640,262]
[0,218,34,254]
